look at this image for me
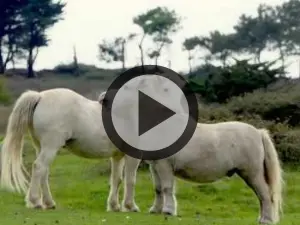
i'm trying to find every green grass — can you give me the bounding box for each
[0,152,300,225]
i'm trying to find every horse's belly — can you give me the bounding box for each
[65,139,113,159]
[174,166,227,183]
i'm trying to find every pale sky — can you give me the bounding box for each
[23,0,299,77]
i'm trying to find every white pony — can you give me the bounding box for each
[147,122,283,224]
[0,87,141,212]
[100,78,284,224]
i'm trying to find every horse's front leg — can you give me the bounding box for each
[152,160,177,216]
[122,156,141,212]
[149,163,163,214]
[107,155,125,212]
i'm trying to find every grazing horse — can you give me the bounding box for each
[0,88,141,212]
[147,121,283,224]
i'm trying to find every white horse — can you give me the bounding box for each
[0,88,141,212]
[147,122,283,224]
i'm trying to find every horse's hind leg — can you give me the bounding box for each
[107,155,125,212]
[41,167,56,209]
[149,164,163,214]
[239,170,273,224]
[25,141,60,209]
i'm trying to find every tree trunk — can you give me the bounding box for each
[254,47,263,63]
[138,34,146,67]
[0,39,5,74]
[188,51,192,74]
[279,48,285,68]
[154,41,165,66]
[278,42,285,76]
[121,40,125,71]
[27,47,35,78]
[168,60,171,69]
[222,58,226,67]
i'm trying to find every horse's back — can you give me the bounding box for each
[32,88,101,139]
[197,121,263,155]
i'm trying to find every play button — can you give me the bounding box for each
[138,91,176,136]
[101,65,198,160]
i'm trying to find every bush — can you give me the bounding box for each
[226,83,300,126]
[188,59,282,103]
[53,63,98,75]
[273,129,300,164]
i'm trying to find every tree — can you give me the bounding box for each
[72,45,79,76]
[273,0,300,65]
[147,36,172,66]
[0,0,27,73]
[18,0,65,78]
[133,7,181,67]
[182,37,201,74]
[233,2,300,69]
[233,5,275,64]
[197,31,238,66]
[98,33,136,71]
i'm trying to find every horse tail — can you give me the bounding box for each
[260,128,284,223]
[0,90,41,194]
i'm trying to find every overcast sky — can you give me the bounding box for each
[28,0,299,77]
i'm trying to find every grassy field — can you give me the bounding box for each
[0,149,300,225]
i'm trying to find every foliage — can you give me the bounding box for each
[133,6,181,66]
[0,0,28,73]
[226,82,300,127]
[189,59,281,103]
[182,37,202,73]
[18,0,65,78]
[52,63,121,80]
[199,31,239,66]
[0,0,65,77]
[183,0,300,70]
[275,0,300,56]
[98,34,136,71]
[233,6,274,62]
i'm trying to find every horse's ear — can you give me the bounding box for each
[98,91,106,104]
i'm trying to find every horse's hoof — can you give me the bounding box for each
[26,204,43,209]
[44,204,56,210]
[25,200,43,209]
[162,208,176,216]
[43,200,56,210]
[34,205,43,209]
[121,203,140,212]
[107,204,121,212]
[149,206,162,214]
[259,217,274,224]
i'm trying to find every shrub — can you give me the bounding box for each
[273,129,300,164]
[226,84,300,127]
[188,59,282,103]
